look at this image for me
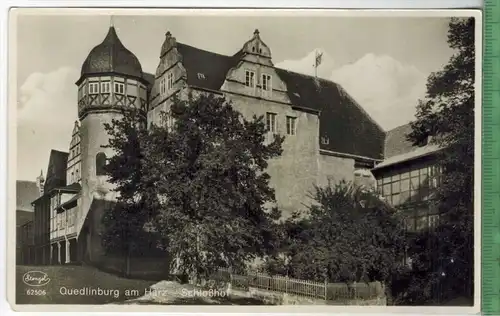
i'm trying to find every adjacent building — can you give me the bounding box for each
[371,123,443,232]
[16,179,43,264]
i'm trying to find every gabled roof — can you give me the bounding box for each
[16,210,34,227]
[143,72,156,91]
[176,43,243,90]
[275,70,385,159]
[44,150,69,193]
[384,123,416,158]
[373,123,442,171]
[16,180,39,212]
[174,42,385,160]
[373,144,441,170]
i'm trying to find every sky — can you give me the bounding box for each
[16,13,457,181]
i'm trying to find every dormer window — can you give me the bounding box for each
[89,82,99,94]
[197,73,206,80]
[321,136,330,145]
[245,70,255,88]
[101,82,110,93]
[167,72,174,90]
[114,82,125,95]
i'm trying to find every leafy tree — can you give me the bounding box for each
[270,181,406,298]
[140,92,284,281]
[406,17,475,303]
[100,108,163,270]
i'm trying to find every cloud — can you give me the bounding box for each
[276,51,428,131]
[17,67,79,181]
[275,48,335,80]
[330,53,428,130]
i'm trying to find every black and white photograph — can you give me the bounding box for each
[9,8,481,312]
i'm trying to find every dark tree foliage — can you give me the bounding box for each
[404,17,475,304]
[100,108,162,258]
[148,93,284,280]
[102,92,284,281]
[267,181,406,291]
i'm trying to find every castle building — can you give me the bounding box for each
[22,25,400,274]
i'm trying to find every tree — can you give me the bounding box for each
[100,108,164,272]
[271,181,406,292]
[406,17,475,303]
[140,92,284,281]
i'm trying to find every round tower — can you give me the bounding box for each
[75,25,148,206]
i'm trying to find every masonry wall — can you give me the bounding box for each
[317,153,356,188]
[79,113,121,235]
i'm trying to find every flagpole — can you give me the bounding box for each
[314,51,318,78]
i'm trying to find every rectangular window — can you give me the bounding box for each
[101,82,110,93]
[160,78,166,95]
[400,191,410,204]
[245,70,255,88]
[401,179,410,192]
[114,82,125,94]
[383,184,391,196]
[266,112,277,133]
[262,74,272,91]
[286,116,296,135]
[167,72,174,90]
[391,181,400,194]
[89,82,99,94]
[392,193,401,206]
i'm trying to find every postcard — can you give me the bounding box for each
[8,8,482,314]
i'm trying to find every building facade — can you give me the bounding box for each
[371,123,442,232]
[21,25,395,274]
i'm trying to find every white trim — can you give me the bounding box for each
[319,149,382,163]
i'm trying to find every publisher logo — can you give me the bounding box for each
[22,271,50,287]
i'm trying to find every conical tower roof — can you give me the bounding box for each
[79,26,143,81]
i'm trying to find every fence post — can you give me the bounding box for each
[285,276,288,294]
[324,277,328,301]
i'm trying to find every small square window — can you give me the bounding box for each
[89,82,99,94]
[114,82,125,94]
[101,82,110,93]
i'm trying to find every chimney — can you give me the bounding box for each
[36,170,45,196]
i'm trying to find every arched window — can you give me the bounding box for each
[96,152,107,176]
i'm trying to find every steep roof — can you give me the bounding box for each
[384,123,416,158]
[17,210,34,227]
[374,123,441,171]
[175,42,385,160]
[44,150,69,193]
[16,180,39,212]
[79,26,144,81]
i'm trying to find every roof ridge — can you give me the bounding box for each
[177,42,233,59]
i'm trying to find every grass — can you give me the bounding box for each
[16,265,156,304]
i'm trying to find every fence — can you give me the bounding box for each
[212,268,382,301]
